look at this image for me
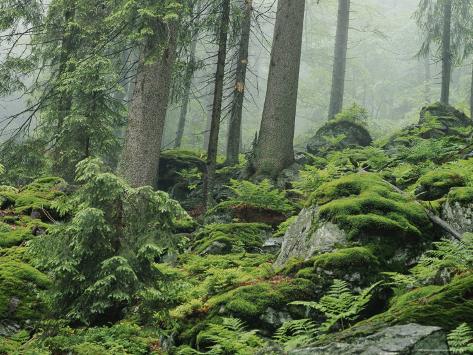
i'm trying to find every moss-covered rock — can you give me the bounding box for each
[0,257,50,322]
[415,170,466,201]
[307,120,372,156]
[191,223,272,255]
[276,174,433,272]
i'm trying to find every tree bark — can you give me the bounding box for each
[119,21,178,187]
[202,0,231,209]
[470,63,473,117]
[174,5,200,149]
[328,0,350,119]
[226,0,253,166]
[440,0,452,105]
[253,0,305,177]
[424,54,431,104]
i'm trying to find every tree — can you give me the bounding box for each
[252,0,305,177]
[328,0,350,119]
[119,5,183,188]
[226,0,253,166]
[415,0,473,106]
[202,0,231,208]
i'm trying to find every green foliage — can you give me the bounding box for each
[415,169,466,200]
[274,318,318,350]
[216,179,294,214]
[290,279,380,333]
[31,157,188,324]
[192,223,271,255]
[313,247,380,272]
[177,318,265,355]
[332,103,369,126]
[448,323,473,354]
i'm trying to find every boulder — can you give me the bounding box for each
[441,187,473,234]
[307,120,372,155]
[274,207,348,268]
[289,324,449,355]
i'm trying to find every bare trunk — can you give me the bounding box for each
[253,0,305,177]
[328,0,350,119]
[203,92,213,151]
[470,63,473,117]
[119,21,178,187]
[174,6,200,149]
[440,0,452,105]
[424,54,431,104]
[202,0,231,209]
[226,0,252,166]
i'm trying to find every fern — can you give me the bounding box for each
[290,280,380,332]
[448,323,473,354]
[274,319,318,350]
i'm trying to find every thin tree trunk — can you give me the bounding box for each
[440,0,452,105]
[174,5,201,149]
[328,0,350,119]
[202,0,231,209]
[424,54,431,104]
[470,63,473,117]
[119,21,178,187]
[203,91,213,151]
[226,0,252,165]
[253,0,305,177]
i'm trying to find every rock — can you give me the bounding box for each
[259,307,292,329]
[274,207,348,268]
[201,241,229,255]
[307,120,372,156]
[262,237,283,254]
[0,320,20,337]
[289,324,449,355]
[442,201,473,234]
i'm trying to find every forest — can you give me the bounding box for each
[0,0,473,354]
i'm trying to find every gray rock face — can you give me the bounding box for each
[274,207,348,268]
[442,201,473,234]
[260,307,292,329]
[289,324,449,355]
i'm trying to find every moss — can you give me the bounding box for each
[0,225,32,248]
[448,187,473,204]
[313,173,431,247]
[0,257,50,321]
[192,223,271,254]
[313,247,379,271]
[416,170,466,200]
[207,278,315,321]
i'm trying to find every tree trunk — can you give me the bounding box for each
[226,0,252,166]
[174,5,201,149]
[202,0,231,209]
[119,21,178,187]
[252,0,305,177]
[328,0,350,119]
[440,0,452,105]
[424,54,431,104]
[470,63,473,117]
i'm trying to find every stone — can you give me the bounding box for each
[201,241,228,255]
[274,207,348,268]
[307,120,372,156]
[289,324,449,355]
[442,201,473,234]
[259,307,292,329]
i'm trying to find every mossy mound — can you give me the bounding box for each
[307,119,372,156]
[313,247,380,273]
[447,186,473,204]
[191,223,271,255]
[415,170,466,201]
[419,103,471,134]
[310,173,432,269]
[158,150,206,191]
[0,256,50,322]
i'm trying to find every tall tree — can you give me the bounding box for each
[440,0,452,105]
[328,0,350,119]
[202,0,231,208]
[226,0,253,165]
[252,0,305,177]
[174,2,202,149]
[119,17,180,187]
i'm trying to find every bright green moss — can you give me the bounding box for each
[181,253,274,275]
[0,257,50,321]
[207,278,315,321]
[192,223,271,254]
[416,170,466,200]
[312,174,431,244]
[448,187,473,204]
[0,225,32,248]
[313,247,379,271]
